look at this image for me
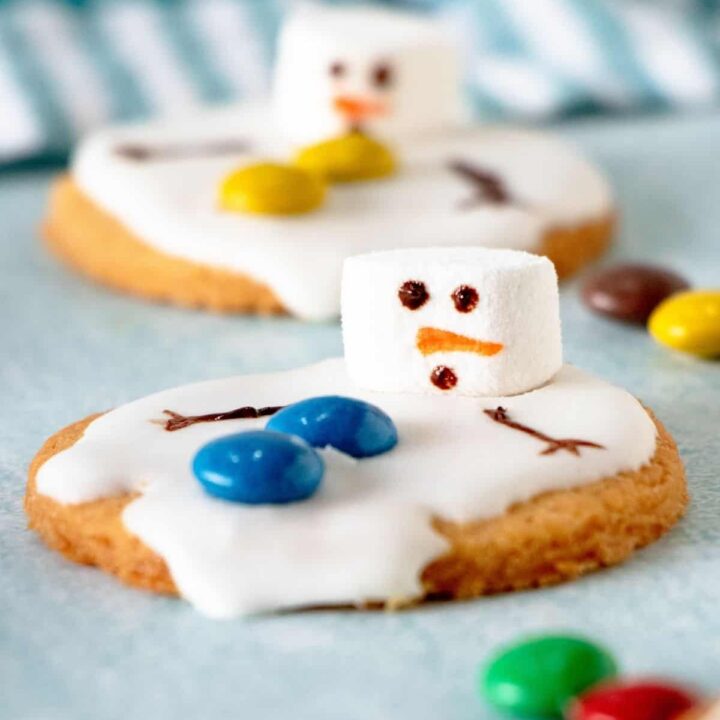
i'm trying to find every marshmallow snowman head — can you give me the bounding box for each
[342,248,563,397]
[274,4,463,146]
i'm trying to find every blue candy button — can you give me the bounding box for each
[192,430,324,504]
[266,395,398,458]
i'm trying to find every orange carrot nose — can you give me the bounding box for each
[333,95,388,121]
[416,327,504,357]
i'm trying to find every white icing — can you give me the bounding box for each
[342,248,563,396]
[37,359,656,618]
[72,101,612,320]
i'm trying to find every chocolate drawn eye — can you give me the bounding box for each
[329,61,346,78]
[452,285,479,313]
[372,62,394,89]
[398,280,429,310]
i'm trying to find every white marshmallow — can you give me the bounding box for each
[342,248,562,397]
[273,3,463,146]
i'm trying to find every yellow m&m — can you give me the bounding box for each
[295,132,396,183]
[219,162,326,215]
[648,290,720,358]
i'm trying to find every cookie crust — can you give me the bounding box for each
[26,409,687,606]
[43,176,613,315]
[44,177,284,315]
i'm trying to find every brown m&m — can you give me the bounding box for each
[582,264,689,324]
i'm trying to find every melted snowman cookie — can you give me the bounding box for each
[43,5,613,319]
[27,249,686,618]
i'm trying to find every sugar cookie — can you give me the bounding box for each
[27,248,685,617]
[44,5,614,319]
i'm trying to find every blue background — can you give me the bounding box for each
[1,112,719,719]
[3,0,720,166]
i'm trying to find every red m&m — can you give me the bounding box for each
[569,680,698,720]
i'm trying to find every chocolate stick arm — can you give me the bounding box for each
[484,407,604,456]
[448,159,512,205]
[115,140,250,162]
[448,160,496,184]
[157,405,283,432]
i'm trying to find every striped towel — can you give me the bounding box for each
[0,0,719,165]
[448,0,720,119]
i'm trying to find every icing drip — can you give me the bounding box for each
[36,360,656,618]
[72,102,613,319]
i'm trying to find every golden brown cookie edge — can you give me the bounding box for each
[26,414,176,595]
[43,176,613,314]
[423,409,687,598]
[26,408,687,606]
[43,177,285,315]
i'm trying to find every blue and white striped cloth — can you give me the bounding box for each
[1,0,719,165]
[449,0,720,120]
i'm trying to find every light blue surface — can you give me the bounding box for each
[1,113,718,720]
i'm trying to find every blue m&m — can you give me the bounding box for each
[266,395,398,458]
[192,430,324,504]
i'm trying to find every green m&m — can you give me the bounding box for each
[480,635,617,718]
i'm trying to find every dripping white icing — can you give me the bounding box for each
[37,360,656,618]
[71,102,612,320]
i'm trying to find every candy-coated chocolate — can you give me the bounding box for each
[266,395,398,458]
[193,430,324,504]
[569,680,698,720]
[481,635,617,718]
[582,264,689,324]
[219,162,326,215]
[295,132,396,182]
[648,290,720,358]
